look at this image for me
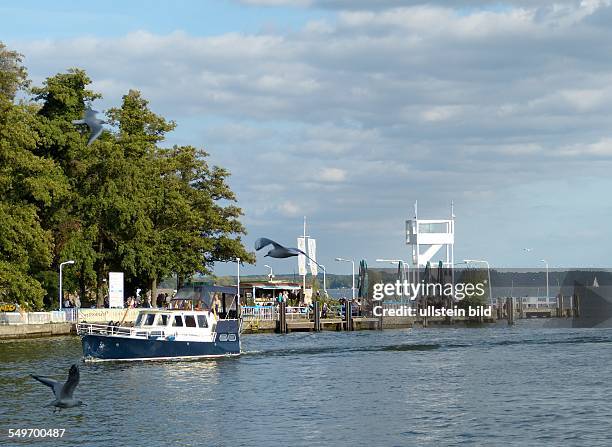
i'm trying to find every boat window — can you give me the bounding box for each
[184,315,197,328]
[156,314,168,326]
[172,315,183,327]
[197,315,208,328]
[143,314,155,326]
[219,334,228,342]
[228,334,237,342]
[135,314,144,326]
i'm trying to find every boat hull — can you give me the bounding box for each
[81,319,241,361]
[82,334,240,361]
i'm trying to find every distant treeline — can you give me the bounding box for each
[0,43,253,310]
[213,268,612,293]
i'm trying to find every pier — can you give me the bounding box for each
[0,295,581,340]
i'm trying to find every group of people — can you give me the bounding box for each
[155,293,172,308]
[63,295,81,308]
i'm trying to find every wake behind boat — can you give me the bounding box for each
[77,285,241,361]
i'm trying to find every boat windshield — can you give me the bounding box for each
[156,314,169,326]
[135,313,144,327]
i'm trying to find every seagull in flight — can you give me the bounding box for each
[255,237,304,258]
[31,364,85,410]
[254,237,323,269]
[72,106,105,146]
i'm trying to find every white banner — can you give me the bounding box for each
[108,272,124,308]
[308,238,318,276]
[297,237,306,276]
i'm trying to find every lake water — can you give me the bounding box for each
[2,322,612,446]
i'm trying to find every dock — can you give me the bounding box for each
[0,298,578,340]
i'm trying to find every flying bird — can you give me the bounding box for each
[31,364,85,410]
[72,106,105,146]
[254,237,324,271]
[254,237,304,258]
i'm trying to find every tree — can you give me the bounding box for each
[0,44,68,308]
[31,68,101,306]
[1,47,254,308]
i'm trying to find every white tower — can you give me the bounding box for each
[406,201,455,287]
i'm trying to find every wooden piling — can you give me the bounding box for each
[277,301,287,334]
[313,301,321,332]
[345,300,352,331]
[573,294,580,318]
[506,297,514,325]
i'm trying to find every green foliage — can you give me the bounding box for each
[0,42,253,309]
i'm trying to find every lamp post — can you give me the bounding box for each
[59,260,75,311]
[236,257,241,307]
[376,258,410,304]
[335,257,355,300]
[264,264,274,281]
[541,259,549,301]
[319,264,327,294]
[463,259,492,305]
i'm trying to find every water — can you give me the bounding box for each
[2,323,612,446]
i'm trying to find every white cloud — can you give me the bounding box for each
[278,200,301,216]
[319,167,347,182]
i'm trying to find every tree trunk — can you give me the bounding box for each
[150,276,157,308]
[96,268,105,309]
[95,238,106,308]
[79,265,87,307]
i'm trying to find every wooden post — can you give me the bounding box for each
[573,294,580,318]
[378,300,384,330]
[277,301,287,334]
[507,297,514,325]
[313,300,321,332]
[345,300,352,331]
[557,295,563,318]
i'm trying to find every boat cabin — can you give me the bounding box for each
[170,284,240,319]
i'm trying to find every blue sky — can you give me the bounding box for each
[5,0,612,276]
[2,0,329,39]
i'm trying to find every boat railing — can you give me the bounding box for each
[76,323,210,339]
[77,323,173,338]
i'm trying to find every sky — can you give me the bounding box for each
[5,0,612,276]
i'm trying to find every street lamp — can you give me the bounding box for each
[463,259,492,305]
[319,264,327,294]
[264,264,274,281]
[376,258,410,304]
[335,257,355,300]
[541,259,549,300]
[236,257,241,307]
[59,260,75,311]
